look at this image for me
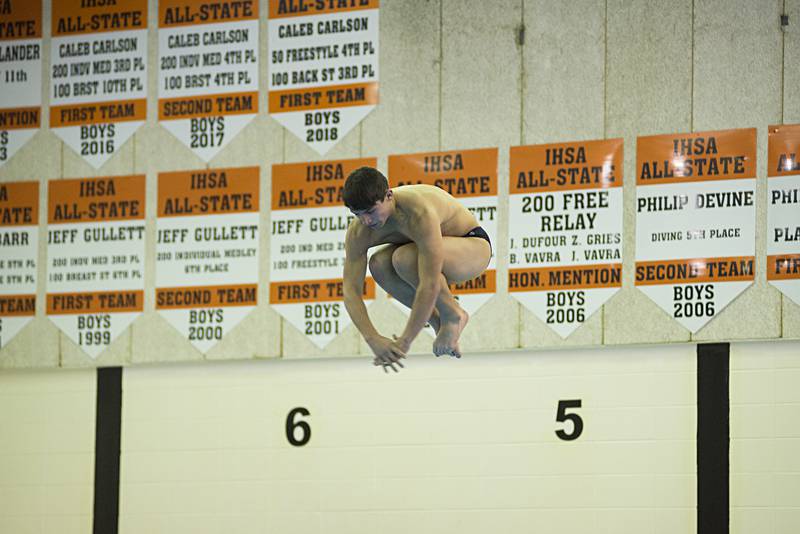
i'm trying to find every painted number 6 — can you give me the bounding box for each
[286,407,311,446]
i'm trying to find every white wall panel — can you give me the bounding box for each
[0,368,95,534]
[121,344,695,534]
[731,340,800,534]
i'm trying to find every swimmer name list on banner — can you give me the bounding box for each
[156,167,259,353]
[387,148,499,319]
[268,0,379,154]
[50,0,147,169]
[270,158,376,348]
[767,124,800,305]
[635,128,756,333]
[0,181,38,349]
[0,0,42,167]
[158,0,259,161]
[46,175,145,359]
[508,139,624,338]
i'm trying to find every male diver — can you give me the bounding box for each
[342,167,491,372]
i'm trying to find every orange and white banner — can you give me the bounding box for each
[158,0,258,161]
[509,138,623,338]
[0,181,38,348]
[0,0,42,167]
[767,124,800,306]
[268,1,379,154]
[387,148,498,322]
[270,158,375,348]
[156,167,259,353]
[636,128,756,332]
[46,175,145,358]
[50,0,147,168]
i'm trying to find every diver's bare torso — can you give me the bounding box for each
[348,184,479,248]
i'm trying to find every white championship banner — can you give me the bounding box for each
[767,123,800,305]
[0,0,42,167]
[0,181,37,348]
[46,175,145,358]
[509,139,624,338]
[635,128,757,333]
[158,0,258,161]
[156,167,259,353]
[268,0,379,154]
[387,148,499,321]
[270,158,376,348]
[50,0,147,168]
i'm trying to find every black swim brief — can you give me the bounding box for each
[463,226,492,253]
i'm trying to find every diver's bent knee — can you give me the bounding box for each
[391,245,418,281]
[368,249,396,281]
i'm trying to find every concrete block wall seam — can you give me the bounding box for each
[604,0,694,345]
[0,0,61,369]
[690,0,784,342]
[780,0,800,339]
[517,0,606,348]
[439,0,521,353]
[361,0,444,358]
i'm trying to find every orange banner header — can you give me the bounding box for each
[388,148,498,198]
[50,99,147,127]
[0,0,42,40]
[0,295,35,317]
[0,181,38,227]
[509,264,622,292]
[637,128,756,185]
[269,82,378,113]
[635,256,755,285]
[159,0,258,27]
[270,277,375,304]
[449,269,496,295]
[271,157,376,210]
[156,284,257,309]
[52,0,147,36]
[159,92,258,121]
[510,138,623,194]
[269,0,378,19]
[158,167,259,217]
[768,254,800,281]
[48,175,145,224]
[768,124,800,178]
[0,107,41,130]
[47,290,143,314]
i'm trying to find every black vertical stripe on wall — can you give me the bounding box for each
[697,343,730,534]
[93,367,122,534]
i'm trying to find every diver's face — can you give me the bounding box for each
[352,192,392,229]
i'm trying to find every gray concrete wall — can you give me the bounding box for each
[0,0,797,368]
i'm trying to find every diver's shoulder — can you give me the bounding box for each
[345,218,369,245]
[393,183,440,194]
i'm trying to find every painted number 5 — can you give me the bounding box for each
[555,399,583,441]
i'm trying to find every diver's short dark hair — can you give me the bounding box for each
[343,167,389,210]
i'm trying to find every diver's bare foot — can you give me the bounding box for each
[432,309,468,358]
